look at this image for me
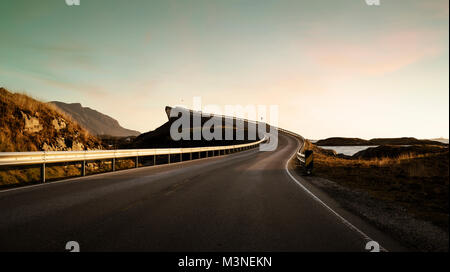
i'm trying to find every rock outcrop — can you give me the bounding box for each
[0,87,102,152]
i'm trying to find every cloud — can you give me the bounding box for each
[305,29,445,76]
[418,0,449,19]
[38,78,108,98]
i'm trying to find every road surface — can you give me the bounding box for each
[0,133,401,251]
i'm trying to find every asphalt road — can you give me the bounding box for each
[0,133,399,251]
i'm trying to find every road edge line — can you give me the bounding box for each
[284,135,388,252]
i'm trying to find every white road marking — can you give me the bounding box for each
[284,136,388,252]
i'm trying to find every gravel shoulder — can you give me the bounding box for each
[296,170,449,252]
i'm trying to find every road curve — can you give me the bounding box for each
[0,133,389,251]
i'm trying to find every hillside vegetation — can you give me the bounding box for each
[305,141,449,227]
[298,140,449,251]
[0,87,102,152]
[0,88,105,188]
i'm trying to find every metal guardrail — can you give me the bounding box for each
[0,138,266,182]
[278,128,313,174]
[277,128,306,163]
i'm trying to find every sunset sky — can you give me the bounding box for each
[0,0,448,139]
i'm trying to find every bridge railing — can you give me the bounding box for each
[277,128,306,163]
[278,128,314,174]
[0,137,266,182]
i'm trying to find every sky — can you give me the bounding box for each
[0,0,448,139]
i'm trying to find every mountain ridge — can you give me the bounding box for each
[50,101,140,137]
[315,137,447,146]
[0,87,102,152]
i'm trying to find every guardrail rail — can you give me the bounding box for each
[277,128,306,162]
[0,138,266,183]
[277,128,313,174]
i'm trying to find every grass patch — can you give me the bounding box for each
[302,140,449,230]
[0,159,137,189]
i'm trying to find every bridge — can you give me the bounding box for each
[0,113,404,252]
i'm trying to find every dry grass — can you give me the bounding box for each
[0,160,136,188]
[0,87,101,152]
[0,87,106,187]
[302,140,449,229]
[4,90,93,137]
[316,151,438,167]
[0,88,142,188]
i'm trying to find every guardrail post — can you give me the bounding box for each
[1,139,265,185]
[41,163,46,183]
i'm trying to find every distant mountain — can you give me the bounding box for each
[315,137,371,146]
[0,88,102,152]
[431,138,449,144]
[50,101,140,137]
[370,137,447,146]
[316,137,447,146]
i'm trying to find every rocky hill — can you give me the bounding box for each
[50,101,140,137]
[0,88,102,152]
[353,145,448,159]
[316,137,446,146]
